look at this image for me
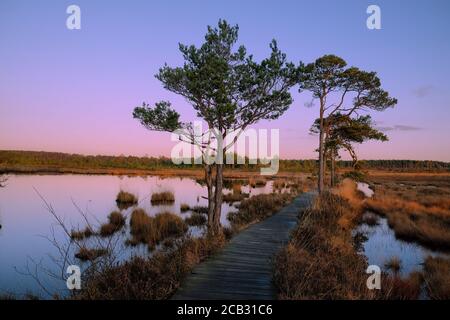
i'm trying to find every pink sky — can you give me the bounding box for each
[1,0,449,161]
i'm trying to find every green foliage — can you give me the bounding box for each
[300,54,397,191]
[312,113,388,166]
[133,101,182,132]
[299,55,347,99]
[330,114,388,144]
[299,55,397,113]
[133,19,299,135]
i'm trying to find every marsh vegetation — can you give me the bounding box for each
[274,174,450,300]
[0,173,300,298]
[115,190,138,209]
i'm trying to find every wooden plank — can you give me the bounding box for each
[171,192,315,300]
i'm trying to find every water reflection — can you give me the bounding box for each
[356,182,374,198]
[355,212,450,278]
[0,174,273,297]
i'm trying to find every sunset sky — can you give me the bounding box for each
[1,0,449,161]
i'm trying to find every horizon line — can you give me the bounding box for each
[1,149,449,164]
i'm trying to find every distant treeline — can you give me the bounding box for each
[0,150,448,173]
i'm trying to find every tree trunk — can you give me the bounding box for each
[318,102,325,194]
[212,163,224,235]
[205,164,215,232]
[347,146,358,170]
[331,151,336,187]
[352,156,358,171]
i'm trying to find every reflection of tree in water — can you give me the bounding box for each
[0,175,7,188]
[0,175,5,229]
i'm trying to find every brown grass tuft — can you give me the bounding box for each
[228,192,294,230]
[185,212,207,226]
[232,183,242,194]
[383,272,423,300]
[116,190,138,209]
[180,203,190,212]
[423,256,450,299]
[99,211,126,237]
[70,227,94,240]
[75,247,108,261]
[72,234,226,300]
[191,206,209,214]
[274,192,421,299]
[222,192,249,203]
[128,209,187,249]
[273,180,287,191]
[365,196,450,251]
[362,175,450,251]
[360,212,379,226]
[249,178,266,188]
[151,191,175,205]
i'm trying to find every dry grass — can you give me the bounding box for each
[99,223,118,237]
[0,293,16,300]
[249,178,266,188]
[232,183,242,194]
[109,211,126,226]
[75,247,108,262]
[331,179,365,230]
[228,192,295,230]
[128,209,187,250]
[70,227,94,240]
[273,180,287,191]
[151,191,175,205]
[364,181,450,251]
[222,182,250,203]
[274,192,372,299]
[384,257,402,273]
[128,208,159,247]
[333,178,365,208]
[155,212,188,239]
[423,256,450,299]
[99,211,126,237]
[273,191,422,299]
[116,190,138,207]
[185,212,207,226]
[383,272,423,300]
[72,233,226,299]
[162,238,175,249]
[191,206,208,214]
[180,203,190,212]
[222,192,249,203]
[360,212,379,226]
[335,177,450,253]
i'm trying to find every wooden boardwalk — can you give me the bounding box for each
[172,192,315,300]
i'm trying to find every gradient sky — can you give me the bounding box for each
[1,0,449,161]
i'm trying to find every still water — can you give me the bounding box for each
[0,174,272,298]
[356,213,450,277]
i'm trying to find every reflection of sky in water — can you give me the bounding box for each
[355,213,450,278]
[356,182,374,198]
[0,174,273,297]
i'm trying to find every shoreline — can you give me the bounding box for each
[0,165,312,179]
[2,165,449,179]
